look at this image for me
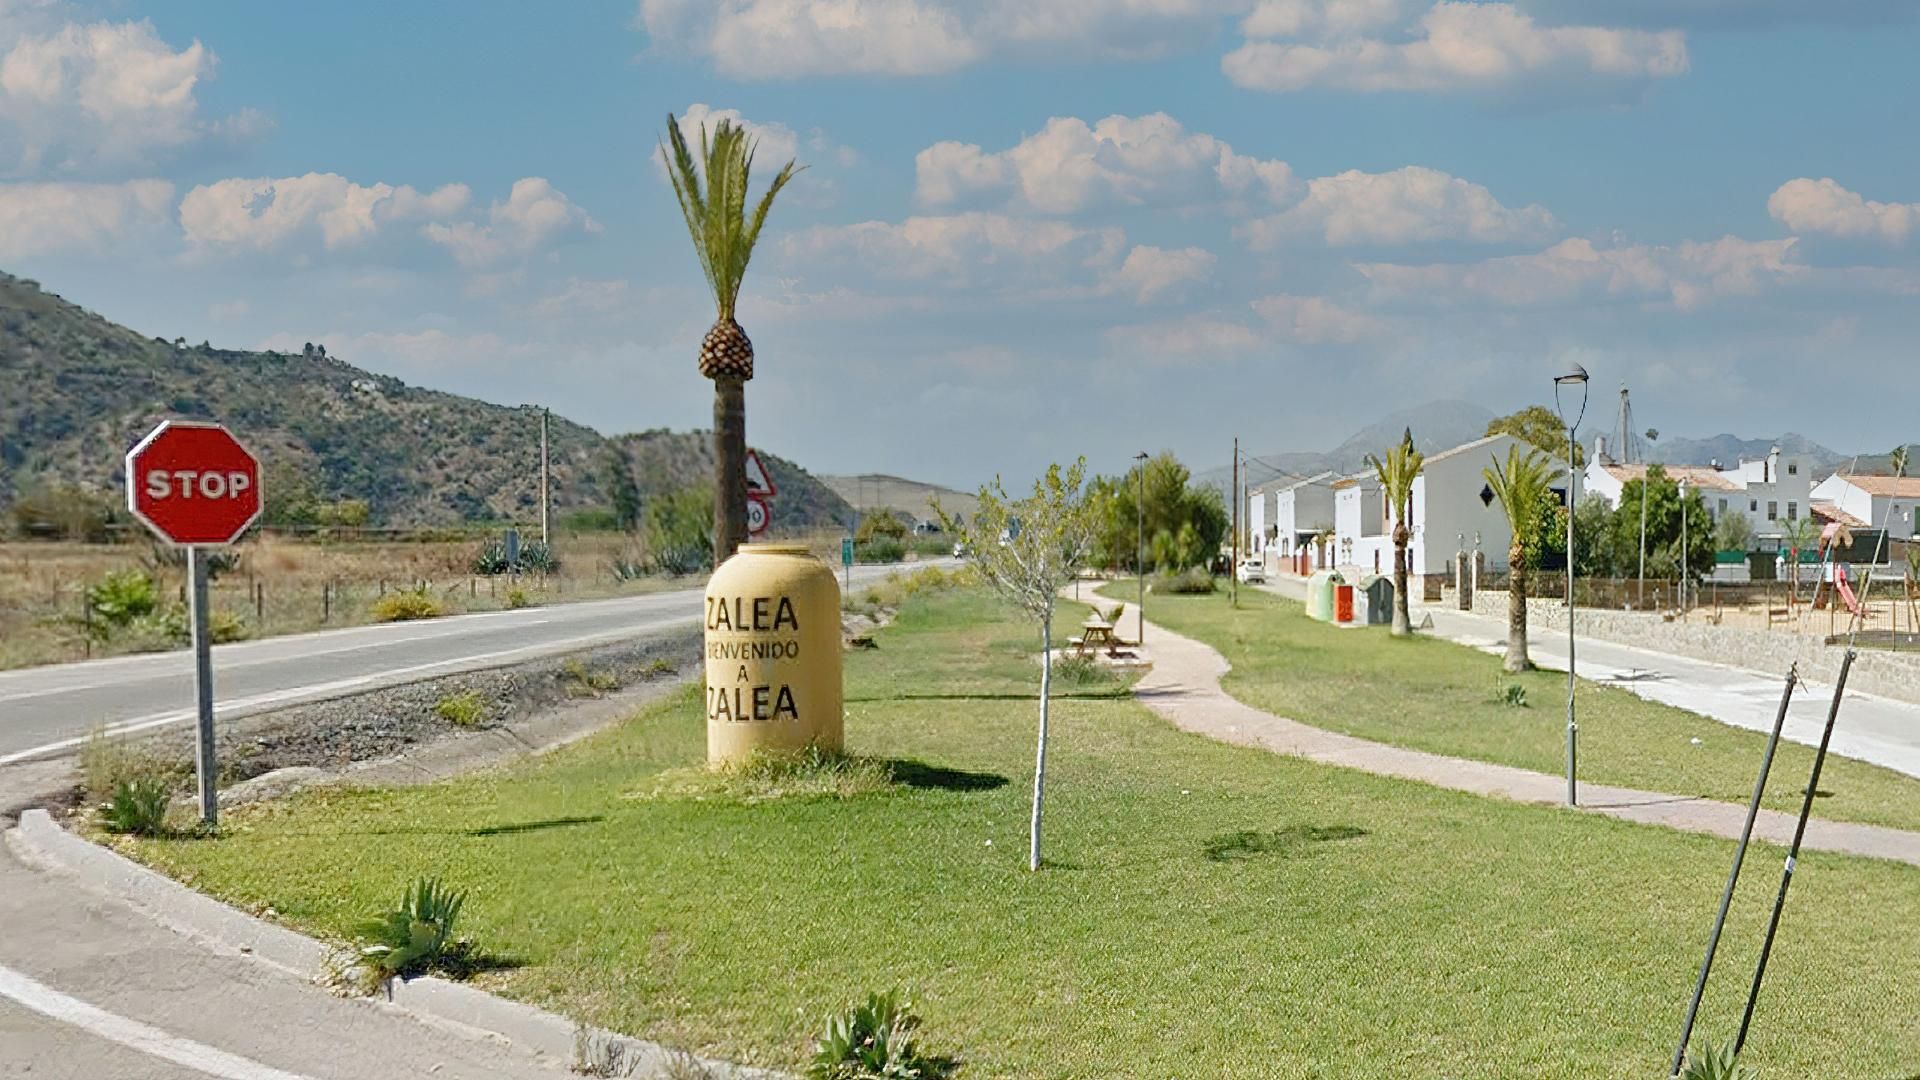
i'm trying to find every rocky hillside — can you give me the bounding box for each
[0,272,848,529]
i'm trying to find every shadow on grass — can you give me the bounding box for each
[848,690,1130,703]
[883,759,1009,792]
[1203,825,1368,862]
[466,815,605,837]
[429,940,528,979]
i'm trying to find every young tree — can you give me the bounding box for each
[1484,445,1563,672]
[1366,428,1424,636]
[660,114,802,565]
[1712,511,1754,555]
[604,447,642,533]
[947,460,1097,872]
[1487,405,1585,468]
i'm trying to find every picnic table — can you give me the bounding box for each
[1074,617,1121,657]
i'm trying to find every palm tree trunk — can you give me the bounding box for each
[1506,544,1530,672]
[1392,533,1411,637]
[712,377,748,563]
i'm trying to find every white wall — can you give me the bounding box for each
[1409,434,1531,575]
[1275,483,1336,560]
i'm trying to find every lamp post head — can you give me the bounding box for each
[1555,363,1590,386]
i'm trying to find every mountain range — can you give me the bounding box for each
[0,271,850,529]
[1200,399,1899,500]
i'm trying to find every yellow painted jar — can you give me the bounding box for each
[703,543,843,765]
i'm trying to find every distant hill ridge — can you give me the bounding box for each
[0,271,849,528]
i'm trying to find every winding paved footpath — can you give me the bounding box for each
[1104,593,1920,868]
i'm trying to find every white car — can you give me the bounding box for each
[1236,559,1266,584]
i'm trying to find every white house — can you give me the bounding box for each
[1246,481,1276,555]
[1810,473,1920,541]
[1584,447,1814,542]
[1271,472,1338,569]
[1332,433,1551,581]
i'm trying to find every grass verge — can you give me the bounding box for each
[1108,581,1920,834]
[119,587,1920,1077]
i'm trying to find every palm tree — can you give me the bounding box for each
[1484,445,1562,673]
[1366,427,1425,637]
[661,114,802,564]
[1779,516,1818,609]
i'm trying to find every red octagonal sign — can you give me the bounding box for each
[125,420,263,546]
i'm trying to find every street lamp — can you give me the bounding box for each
[1680,477,1691,616]
[1639,428,1659,608]
[1553,362,1590,808]
[1135,451,1149,647]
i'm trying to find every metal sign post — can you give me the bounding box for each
[186,547,219,825]
[125,420,262,829]
[841,536,854,593]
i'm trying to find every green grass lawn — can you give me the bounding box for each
[1106,582,1920,835]
[122,586,1920,1078]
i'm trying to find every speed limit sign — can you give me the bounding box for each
[746,495,771,536]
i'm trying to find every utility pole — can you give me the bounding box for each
[539,406,551,546]
[1134,451,1148,646]
[1231,437,1240,606]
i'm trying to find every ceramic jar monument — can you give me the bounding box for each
[703,543,843,765]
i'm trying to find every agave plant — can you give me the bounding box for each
[660,114,802,563]
[807,990,945,1080]
[1678,1038,1758,1080]
[358,877,466,979]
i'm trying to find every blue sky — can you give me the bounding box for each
[4,0,1919,489]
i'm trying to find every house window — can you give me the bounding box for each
[1788,462,1799,476]
[1767,501,1779,521]
[1750,499,1759,513]
[1718,499,1729,517]
[1787,502,1798,521]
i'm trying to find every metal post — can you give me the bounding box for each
[1639,478,1649,609]
[1231,437,1240,607]
[539,406,551,546]
[1566,422,1578,806]
[1735,649,1856,1055]
[1554,364,1588,808]
[186,546,218,827]
[1135,451,1148,646]
[1669,667,1800,1077]
[1681,481,1689,616]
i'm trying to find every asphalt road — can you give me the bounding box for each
[0,561,929,765]
[0,840,577,1079]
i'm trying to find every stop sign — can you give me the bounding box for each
[125,420,263,546]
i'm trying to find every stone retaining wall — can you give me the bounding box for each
[1469,590,1920,705]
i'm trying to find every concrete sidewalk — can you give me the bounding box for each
[1256,575,1920,781]
[1418,601,1920,780]
[1108,593,1920,867]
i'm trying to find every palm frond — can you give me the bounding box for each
[662,113,803,323]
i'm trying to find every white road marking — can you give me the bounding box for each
[0,964,315,1080]
[0,618,699,766]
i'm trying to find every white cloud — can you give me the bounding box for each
[0,16,265,175]
[666,103,801,170]
[1250,292,1386,342]
[531,277,632,317]
[208,298,248,321]
[0,178,170,257]
[180,173,471,255]
[1105,313,1261,359]
[1241,0,1412,38]
[639,0,1255,78]
[1238,165,1556,248]
[1768,177,1917,247]
[1108,244,1215,301]
[1223,2,1687,95]
[916,112,1294,212]
[1357,235,1801,311]
[423,178,599,268]
[783,211,1124,287]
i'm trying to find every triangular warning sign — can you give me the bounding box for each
[744,450,777,498]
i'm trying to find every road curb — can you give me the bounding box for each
[4,809,788,1079]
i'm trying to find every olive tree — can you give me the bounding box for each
[944,459,1097,871]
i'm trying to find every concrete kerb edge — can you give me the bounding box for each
[3,809,791,1079]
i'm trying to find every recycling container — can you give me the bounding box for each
[1306,570,1344,621]
[1361,575,1395,626]
[1335,583,1355,623]
[704,543,843,765]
